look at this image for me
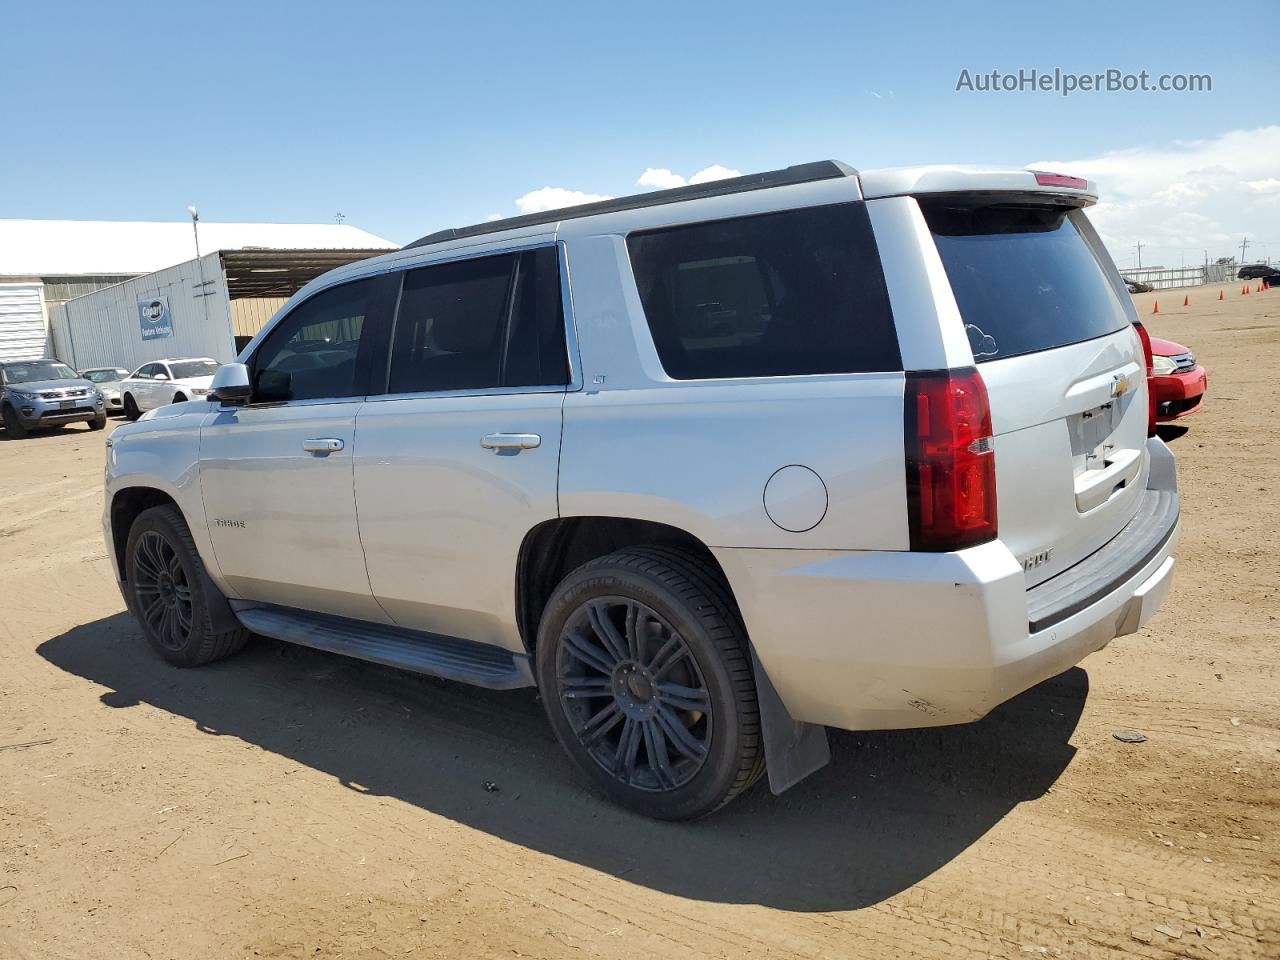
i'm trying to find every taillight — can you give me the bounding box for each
[1133,320,1157,437]
[904,368,997,552]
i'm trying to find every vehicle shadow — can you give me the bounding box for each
[39,614,1087,912]
[1156,424,1190,443]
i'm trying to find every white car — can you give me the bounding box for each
[80,366,131,414]
[119,358,221,420]
[103,161,1178,819]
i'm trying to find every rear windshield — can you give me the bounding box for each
[627,203,899,379]
[923,202,1129,363]
[169,359,220,379]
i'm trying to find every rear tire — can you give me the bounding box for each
[536,546,763,820]
[123,394,141,421]
[2,405,29,439]
[125,505,249,667]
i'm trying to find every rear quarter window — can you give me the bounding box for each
[627,202,899,379]
[923,202,1129,362]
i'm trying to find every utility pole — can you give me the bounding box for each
[335,211,346,224]
[1239,237,1251,265]
[1135,240,1144,269]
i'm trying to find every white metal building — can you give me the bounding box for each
[0,219,396,365]
[51,247,396,372]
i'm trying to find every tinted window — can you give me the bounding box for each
[627,203,899,380]
[503,247,570,387]
[137,364,161,379]
[923,203,1129,363]
[387,248,569,394]
[252,278,380,401]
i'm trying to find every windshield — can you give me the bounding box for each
[169,360,220,379]
[2,361,80,384]
[83,368,126,383]
[923,202,1129,363]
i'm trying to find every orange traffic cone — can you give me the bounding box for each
[1244,285,1249,295]
[1257,283,1263,293]
[1219,290,1225,300]
[1183,295,1189,306]
[1152,300,1159,314]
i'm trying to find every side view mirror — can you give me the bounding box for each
[209,363,251,404]
[154,372,170,381]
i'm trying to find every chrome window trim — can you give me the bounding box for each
[231,394,368,412]
[238,236,581,406]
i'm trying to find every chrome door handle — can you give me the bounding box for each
[302,438,344,453]
[481,433,541,450]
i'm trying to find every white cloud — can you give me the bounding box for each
[688,164,741,184]
[635,164,742,190]
[483,213,503,222]
[1028,125,1280,266]
[1244,178,1280,194]
[514,186,612,215]
[637,167,687,190]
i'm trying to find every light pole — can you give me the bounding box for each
[187,205,201,258]
[187,205,211,328]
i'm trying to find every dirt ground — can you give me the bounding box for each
[2,281,1277,959]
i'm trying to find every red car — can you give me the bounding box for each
[1150,335,1207,421]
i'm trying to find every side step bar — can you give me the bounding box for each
[234,606,535,690]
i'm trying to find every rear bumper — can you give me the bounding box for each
[1153,366,1207,420]
[715,436,1179,732]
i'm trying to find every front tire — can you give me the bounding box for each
[87,413,106,431]
[125,505,249,667]
[536,547,763,820]
[2,405,29,439]
[122,394,141,421]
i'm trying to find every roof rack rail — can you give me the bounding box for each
[407,160,857,249]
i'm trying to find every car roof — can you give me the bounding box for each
[262,159,1101,345]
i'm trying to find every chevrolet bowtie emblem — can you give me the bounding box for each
[1111,373,1131,398]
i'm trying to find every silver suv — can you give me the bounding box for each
[2,359,107,438]
[103,161,1179,818]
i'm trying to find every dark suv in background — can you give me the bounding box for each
[1237,264,1280,281]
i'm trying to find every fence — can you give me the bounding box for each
[1121,259,1277,290]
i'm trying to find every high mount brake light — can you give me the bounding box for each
[1032,172,1089,189]
[1133,320,1157,437]
[904,368,997,552]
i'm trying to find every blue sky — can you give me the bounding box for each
[4,0,1277,263]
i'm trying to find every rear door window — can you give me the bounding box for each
[386,247,569,394]
[626,203,899,380]
[922,202,1129,362]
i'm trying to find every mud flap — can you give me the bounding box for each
[750,646,831,794]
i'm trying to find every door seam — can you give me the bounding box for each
[350,401,400,625]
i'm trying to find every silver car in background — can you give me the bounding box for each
[81,366,131,415]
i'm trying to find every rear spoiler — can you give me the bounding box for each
[858,166,1098,205]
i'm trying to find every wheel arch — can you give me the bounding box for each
[109,486,182,583]
[515,516,732,659]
